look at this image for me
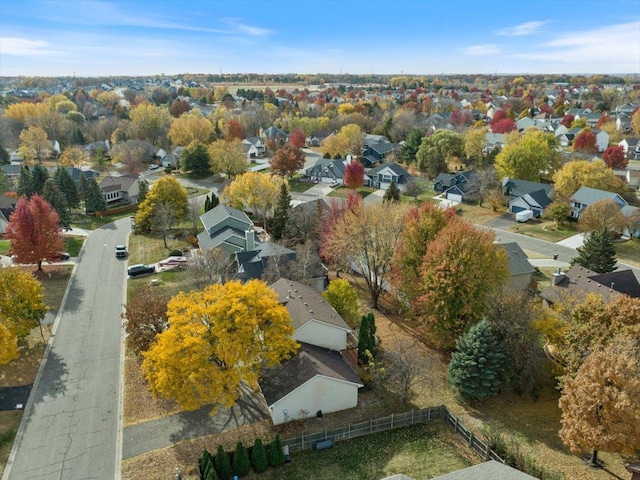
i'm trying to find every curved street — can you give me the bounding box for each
[3,218,130,480]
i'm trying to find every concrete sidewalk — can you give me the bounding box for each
[528,258,571,268]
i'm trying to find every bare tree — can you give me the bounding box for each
[154,201,176,248]
[187,249,236,287]
[383,339,430,404]
[188,195,203,236]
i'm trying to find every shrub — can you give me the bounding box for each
[232,441,250,477]
[214,445,231,480]
[268,434,285,468]
[251,438,268,473]
[169,249,183,256]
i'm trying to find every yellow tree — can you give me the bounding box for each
[208,139,247,178]
[58,145,87,167]
[320,134,348,158]
[19,125,51,163]
[95,91,120,110]
[141,280,298,413]
[494,129,561,182]
[338,124,363,156]
[632,109,640,136]
[135,176,188,233]
[322,279,359,324]
[0,268,47,364]
[5,102,48,122]
[222,172,283,228]
[552,160,628,199]
[559,335,640,467]
[129,103,172,146]
[168,111,212,146]
[464,127,486,167]
[578,199,626,234]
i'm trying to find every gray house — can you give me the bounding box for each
[569,186,627,219]
[197,204,254,253]
[496,242,535,291]
[306,158,347,184]
[364,163,413,191]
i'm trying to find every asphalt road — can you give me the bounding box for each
[3,218,129,480]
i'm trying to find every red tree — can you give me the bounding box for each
[5,195,64,270]
[573,130,599,154]
[450,109,473,127]
[539,104,553,115]
[602,146,628,169]
[596,114,611,129]
[270,143,306,177]
[491,118,516,133]
[169,99,191,118]
[343,161,365,189]
[225,119,247,141]
[289,127,306,148]
[561,114,575,128]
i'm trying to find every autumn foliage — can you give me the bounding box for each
[141,280,298,413]
[601,146,627,170]
[5,195,64,270]
[343,160,365,189]
[123,285,170,355]
[288,127,306,148]
[572,130,598,154]
[270,143,306,177]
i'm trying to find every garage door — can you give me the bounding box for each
[510,205,526,213]
[447,193,463,202]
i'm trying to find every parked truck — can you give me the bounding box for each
[515,210,534,223]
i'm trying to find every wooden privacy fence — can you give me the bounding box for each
[282,405,505,464]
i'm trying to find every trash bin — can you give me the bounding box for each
[553,254,558,260]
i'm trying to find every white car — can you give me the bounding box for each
[149,164,160,170]
[329,181,339,188]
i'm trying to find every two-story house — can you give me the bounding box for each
[364,163,413,191]
[569,186,627,219]
[99,174,140,204]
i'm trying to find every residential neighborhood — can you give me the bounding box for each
[1,3,640,480]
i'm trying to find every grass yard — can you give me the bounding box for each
[122,422,476,480]
[328,186,375,199]
[510,221,577,243]
[63,235,85,257]
[615,238,640,267]
[0,239,9,256]
[71,210,134,230]
[286,178,314,193]
[128,232,193,265]
[0,411,22,477]
[456,203,504,225]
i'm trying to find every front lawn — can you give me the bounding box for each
[615,238,640,267]
[64,235,85,257]
[286,178,314,193]
[127,232,193,265]
[71,210,134,230]
[0,239,9,256]
[456,203,505,225]
[328,186,375,198]
[510,221,577,242]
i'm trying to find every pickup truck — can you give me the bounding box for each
[115,245,128,258]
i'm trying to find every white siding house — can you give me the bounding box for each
[294,320,349,351]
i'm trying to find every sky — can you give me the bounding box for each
[0,0,639,77]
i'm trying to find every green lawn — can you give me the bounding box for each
[510,221,577,242]
[615,238,640,267]
[0,239,9,256]
[286,178,314,193]
[63,236,85,257]
[328,186,375,199]
[243,422,475,480]
[71,210,134,230]
[128,232,192,265]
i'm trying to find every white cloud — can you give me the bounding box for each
[495,20,549,36]
[0,37,63,56]
[221,18,273,37]
[463,44,502,55]
[511,21,640,71]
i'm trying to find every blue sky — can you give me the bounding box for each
[0,0,639,77]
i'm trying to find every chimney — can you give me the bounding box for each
[245,228,255,251]
[551,267,566,286]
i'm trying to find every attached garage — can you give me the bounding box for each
[446,193,463,203]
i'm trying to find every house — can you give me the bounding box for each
[430,460,540,480]
[502,177,553,200]
[0,195,17,234]
[1,164,22,190]
[622,205,640,238]
[541,264,640,306]
[364,163,413,191]
[516,117,535,131]
[618,138,640,159]
[496,242,535,291]
[569,186,627,219]
[262,126,288,142]
[65,166,98,183]
[235,241,296,280]
[260,279,362,425]
[362,142,400,168]
[434,170,479,203]
[591,128,610,152]
[99,174,140,204]
[615,102,639,116]
[616,115,631,133]
[197,204,254,253]
[306,158,347,185]
[484,132,504,151]
[307,131,331,147]
[508,189,553,217]
[242,137,266,159]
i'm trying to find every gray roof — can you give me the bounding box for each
[367,162,412,183]
[431,460,539,480]
[199,204,252,233]
[502,177,553,198]
[497,242,535,277]
[259,342,362,406]
[569,186,626,206]
[522,189,553,209]
[270,278,351,331]
[307,158,347,179]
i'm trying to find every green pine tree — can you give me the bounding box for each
[250,438,268,473]
[383,181,400,203]
[268,435,285,468]
[358,312,377,363]
[571,228,618,274]
[271,183,291,240]
[211,193,220,208]
[214,445,231,480]
[31,163,49,195]
[77,172,88,201]
[201,450,216,480]
[138,179,149,204]
[17,166,34,197]
[42,179,72,229]
[400,127,425,163]
[204,194,212,212]
[232,441,250,477]
[447,319,507,400]
[54,166,79,209]
[0,142,9,165]
[85,177,107,213]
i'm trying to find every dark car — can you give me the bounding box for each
[127,264,155,277]
[52,252,70,261]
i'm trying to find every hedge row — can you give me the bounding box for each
[199,435,286,480]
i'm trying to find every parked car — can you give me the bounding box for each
[115,245,128,258]
[127,264,155,277]
[329,181,339,188]
[52,252,70,260]
[149,164,160,170]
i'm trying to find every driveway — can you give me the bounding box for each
[483,212,517,230]
[556,233,586,248]
[4,218,130,480]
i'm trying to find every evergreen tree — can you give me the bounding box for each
[211,192,220,208]
[268,435,285,468]
[180,141,211,175]
[204,194,212,212]
[232,441,250,477]
[17,166,34,197]
[77,172,88,201]
[250,438,268,473]
[85,177,107,213]
[358,312,377,363]
[214,445,231,480]
[42,179,71,229]
[201,450,217,480]
[400,127,425,163]
[138,179,149,204]
[447,319,507,400]
[54,166,79,209]
[0,142,9,165]
[383,181,400,203]
[31,163,49,195]
[571,227,618,274]
[271,183,291,240]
